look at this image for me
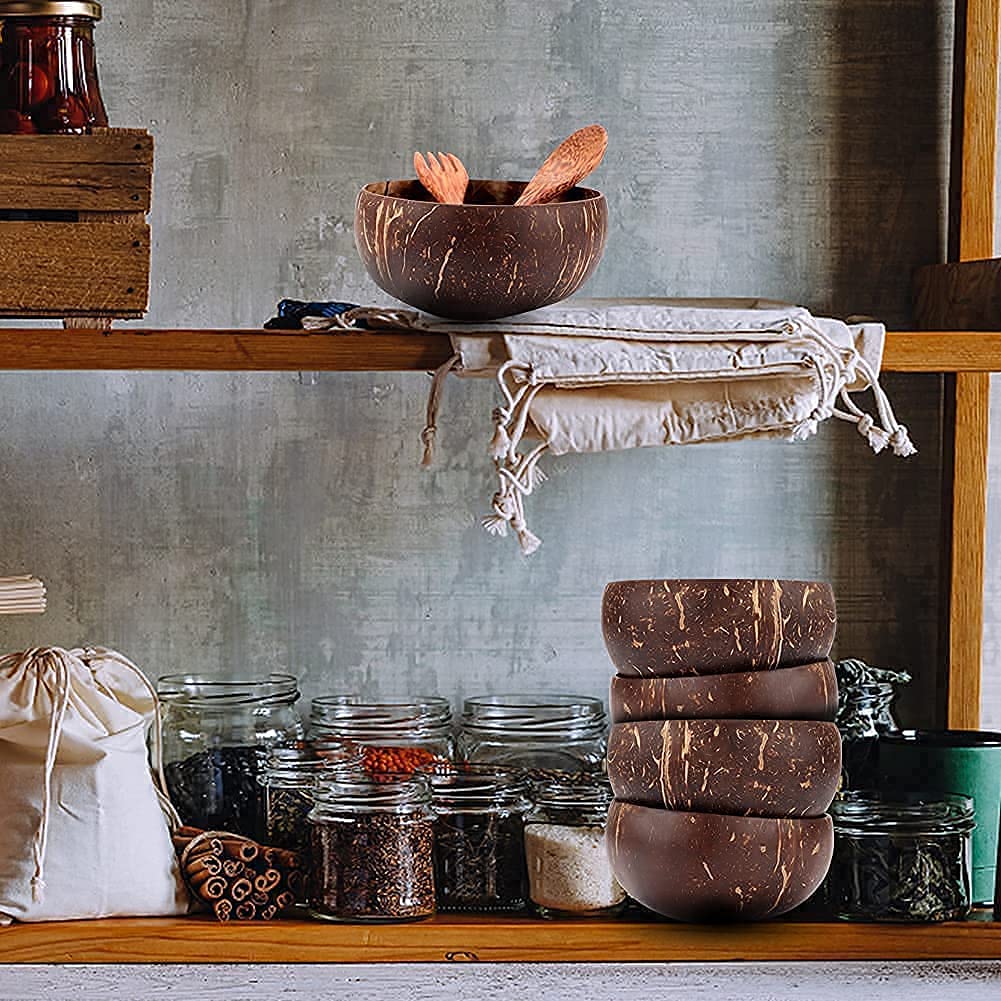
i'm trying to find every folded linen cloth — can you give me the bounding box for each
[0,576,47,615]
[295,298,914,555]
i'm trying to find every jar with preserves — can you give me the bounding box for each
[158,674,304,839]
[309,694,453,776]
[424,764,532,912]
[308,773,436,922]
[524,776,626,918]
[457,693,608,778]
[0,2,108,134]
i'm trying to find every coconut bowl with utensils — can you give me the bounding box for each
[354,178,607,321]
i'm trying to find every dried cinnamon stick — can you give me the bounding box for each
[230,877,253,902]
[255,869,281,893]
[259,904,278,921]
[275,890,296,911]
[213,898,233,922]
[235,901,256,921]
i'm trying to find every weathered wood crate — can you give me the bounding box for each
[0,127,152,329]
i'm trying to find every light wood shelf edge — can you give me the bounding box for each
[1,328,1000,373]
[0,915,998,964]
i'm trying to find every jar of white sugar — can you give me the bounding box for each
[524,777,626,918]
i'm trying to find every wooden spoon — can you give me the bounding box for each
[515,125,608,206]
[414,151,469,204]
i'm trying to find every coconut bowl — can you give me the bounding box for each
[354,179,607,321]
[602,578,836,677]
[606,801,833,922]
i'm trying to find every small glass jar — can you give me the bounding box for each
[424,764,532,913]
[523,776,626,918]
[0,2,108,134]
[309,694,454,775]
[260,743,363,855]
[457,693,608,778]
[308,773,436,922]
[158,674,304,839]
[827,791,975,922]
[838,682,898,790]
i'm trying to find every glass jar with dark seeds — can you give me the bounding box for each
[157,674,304,839]
[260,743,364,854]
[422,764,532,913]
[308,773,436,923]
[827,791,975,922]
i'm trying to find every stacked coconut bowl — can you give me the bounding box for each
[602,579,841,922]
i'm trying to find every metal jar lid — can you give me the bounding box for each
[0,2,102,19]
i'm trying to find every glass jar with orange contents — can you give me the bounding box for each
[0,2,108,134]
[309,695,454,777]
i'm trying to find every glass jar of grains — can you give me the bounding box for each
[524,776,626,918]
[0,1,108,134]
[457,694,608,778]
[308,773,436,923]
[158,674,304,839]
[309,694,453,775]
[827,791,975,922]
[259,743,363,855]
[424,764,532,913]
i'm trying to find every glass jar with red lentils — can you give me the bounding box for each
[309,695,454,777]
[0,1,108,135]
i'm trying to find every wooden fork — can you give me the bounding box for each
[414,151,469,204]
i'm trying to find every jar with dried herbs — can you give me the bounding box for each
[309,694,453,775]
[308,773,436,922]
[827,791,974,922]
[260,743,363,855]
[424,765,532,912]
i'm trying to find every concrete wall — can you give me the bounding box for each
[0,0,957,726]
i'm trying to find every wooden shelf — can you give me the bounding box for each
[0,914,998,963]
[1,327,1001,373]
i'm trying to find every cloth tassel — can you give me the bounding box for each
[856,414,890,453]
[420,353,461,468]
[489,411,512,461]
[890,424,916,457]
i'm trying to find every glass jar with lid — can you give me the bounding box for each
[309,694,453,775]
[457,693,608,777]
[158,674,304,839]
[0,2,108,134]
[827,791,975,922]
[308,773,436,922]
[260,742,363,855]
[423,764,532,913]
[523,776,626,918]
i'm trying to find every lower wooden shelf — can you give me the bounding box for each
[0,914,998,963]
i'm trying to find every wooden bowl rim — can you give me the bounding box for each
[358,179,606,209]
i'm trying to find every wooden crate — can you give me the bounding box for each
[0,127,152,330]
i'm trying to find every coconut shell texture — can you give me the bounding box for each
[609,660,838,723]
[606,719,842,817]
[606,801,833,921]
[602,579,836,677]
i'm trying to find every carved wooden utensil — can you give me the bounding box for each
[414,151,469,204]
[515,124,608,206]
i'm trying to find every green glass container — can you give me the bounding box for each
[878,729,1001,905]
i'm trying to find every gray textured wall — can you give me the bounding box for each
[0,1,963,730]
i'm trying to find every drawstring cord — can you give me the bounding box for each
[30,649,72,903]
[420,353,461,467]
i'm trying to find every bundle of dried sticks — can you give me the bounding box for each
[173,826,307,922]
[0,576,46,615]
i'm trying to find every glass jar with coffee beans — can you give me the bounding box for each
[308,773,436,922]
[158,674,303,839]
[423,764,532,912]
[309,694,453,776]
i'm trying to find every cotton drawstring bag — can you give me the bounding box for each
[0,646,188,922]
[295,298,915,554]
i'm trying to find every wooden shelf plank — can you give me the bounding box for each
[0,915,998,964]
[0,914,997,964]
[1,328,1001,373]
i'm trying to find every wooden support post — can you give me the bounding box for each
[944,0,999,728]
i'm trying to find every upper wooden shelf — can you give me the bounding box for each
[1,328,1001,373]
[0,914,998,963]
